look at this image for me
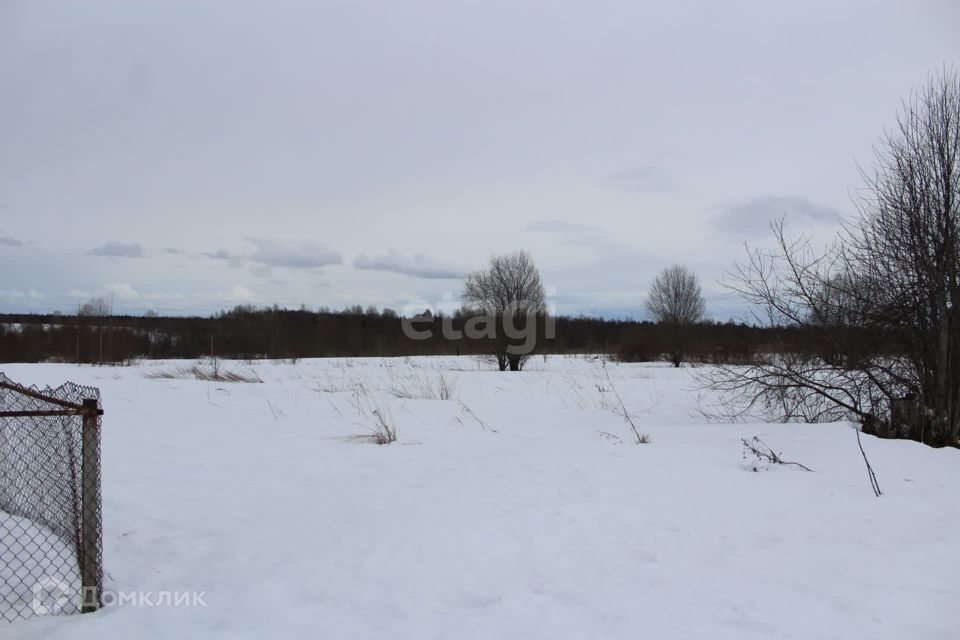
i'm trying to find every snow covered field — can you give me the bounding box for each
[1,356,958,639]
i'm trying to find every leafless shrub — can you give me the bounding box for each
[706,70,960,447]
[695,353,891,425]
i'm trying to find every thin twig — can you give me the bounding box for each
[741,437,813,471]
[855,428,882,497]
[603,362,645,444]
[596,430,623,443]
[458,400,497,432]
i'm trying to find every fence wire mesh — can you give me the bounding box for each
[0,373,102,622]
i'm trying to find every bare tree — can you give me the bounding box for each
[703,69,960,447]
[77,296,111,317]
[645,264,706,366]
[462,250,546,371]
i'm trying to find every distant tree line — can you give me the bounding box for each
[0,305,806,365]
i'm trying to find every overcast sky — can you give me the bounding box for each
[1,0,958,319]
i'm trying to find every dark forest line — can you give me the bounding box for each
[0,306,853,365]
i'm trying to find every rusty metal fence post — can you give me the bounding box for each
[80,398,102,613]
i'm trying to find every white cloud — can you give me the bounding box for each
[102,282,139,299]
[214,285,255,302]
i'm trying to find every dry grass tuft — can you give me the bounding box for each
[391,372,457,400]
[144,362,262,383]
[347,408,397,445]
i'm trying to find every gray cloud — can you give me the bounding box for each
[250,264,273,279]
[526,220,601,233]
[204,248,245,268]
[0,235,23,246]
[85,241,145,258]
[711,195,843,237]
[354,250,464,279]
[246,237,342,270]
[599,167,672,194]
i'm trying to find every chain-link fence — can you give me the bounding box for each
[0,373,102,622]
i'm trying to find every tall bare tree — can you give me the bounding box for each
[645,264,706,366]
[462,251,546,371]
[705,69,960,447]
